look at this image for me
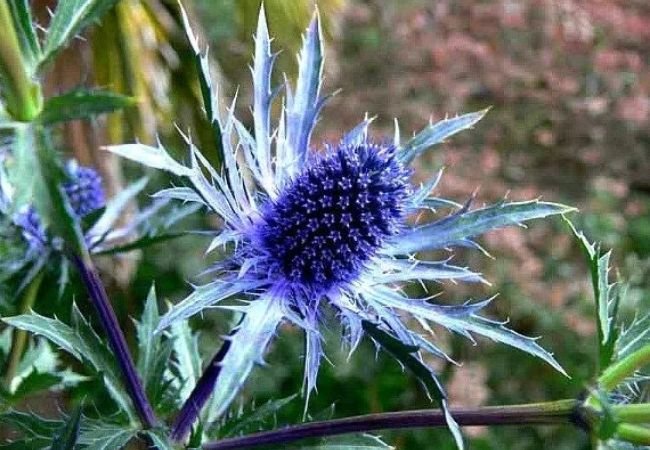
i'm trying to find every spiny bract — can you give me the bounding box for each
[108,6,573,436]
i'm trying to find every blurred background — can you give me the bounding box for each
[25,0,650,449]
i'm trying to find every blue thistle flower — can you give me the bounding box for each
[13,161,105,250]
[109,6,574,443]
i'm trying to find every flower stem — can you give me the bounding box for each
[70,254,157,429]
[171,333,234,442]
[599,344,650,391]
[615,424,650,445]
[612,403,650,424]
[202,399,581,450]
[0,2,42,121]
[2,270,44,390]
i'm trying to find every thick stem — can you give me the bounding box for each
[171,334,233,442]
[70,254,157,428]
[0,2,42,121]
[203,399,581,450]
[616,424,650,445]
[2,271,44,390]
[599,344,650,391]
[613,403,650,424]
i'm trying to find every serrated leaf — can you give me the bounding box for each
[388,200,574,255]
[178,3,224,167]
[0,409,62,439]
[49,407,82,450]
[78,421,137,450]
[104,143,192,177]
[220,395,297,438]
[40,0,120,68]
[136,286,160,385]
[565,218,620,371]
[367,286,567,376]
[31,126,86,255]
[3,306,136,421]
[399,109,489,164]
[287,12,324,168]
[143,429,174,450]
[38,89,135,125]
[205,295,285,424]
[87,177,148,240]
[169,319,201,403]
[7,0,42,69]
[362,321,463,450]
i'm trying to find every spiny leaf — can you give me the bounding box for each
[104,143,192,177]
[219,395,297,438]
[287,11,324,168]
[49,407,82,450]
[565,217,620,372]
[362,321,463,450]
[3,306,136,421]
[40,0,120,69]
[204,295,285,424]
[389,200,575,255]
[7,0,41,69]
[0,409,62,439]
[39,89,135,125]
[399,109,489,165]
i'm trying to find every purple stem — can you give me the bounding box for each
[71,255,157,428]
[171,335,233,442]
[203,399,582,450]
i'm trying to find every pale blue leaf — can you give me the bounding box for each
[105,143,192,177]
[287,13,324,168]
[169,319,201,403]
[252,6,275,186]
[205,294,285,424]
[155,279,266,333]
[399,109,490,165]
[341,117,374,147]
[389,200,574,254]
[375,258,485,284]
[87,177,148,240]
[367,286,567,376]
[152,187,205,205]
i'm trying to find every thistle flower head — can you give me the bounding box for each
[256,142,410,295]
[109,6,574,438]
[14,161,105,250]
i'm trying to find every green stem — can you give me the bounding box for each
[2,271,45,390]
[616,424,650,445]
[599,344,650,391]
[613,404,650,424]
[0,2,42,121]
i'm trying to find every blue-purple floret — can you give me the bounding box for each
[256,142,410,293]
[14,163,105,249]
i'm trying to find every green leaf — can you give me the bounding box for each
[40,0,119,69]
[169,319,201,403]
[219,395,297,438]
[39,89,135,125]
[288,434,394,450]
[564,217,620,372]
[31,126,87,256]
[142,429,174,450]
[3,305,136,421]
[94,232,186,255]
[399,109,490,164]
[7,0,42,69]
[50,407,82,450]
[136,286,160,386]
[362,321,463,450]
[77,420,137,449]
[0,409,62,439]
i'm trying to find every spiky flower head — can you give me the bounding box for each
[109,7,573,443]
[14,161,105,250]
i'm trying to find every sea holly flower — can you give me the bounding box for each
[108,7,572,443]
[14,160,106,251]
